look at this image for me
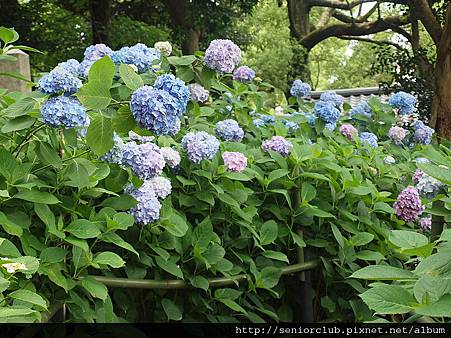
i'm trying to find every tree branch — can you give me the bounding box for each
[300,15,410,50]
[337,35,407,50]
[317,8,335,27]
[308,0,375,10]
[332,4,378,23]
[413,0,443,46]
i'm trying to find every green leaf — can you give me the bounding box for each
[350,186,372,195]
[260,220,278,245]
[101,232,139,257]
[41,264,69,292]
[354,250,385,261]
[0,148,17,180]
[88,56,115,85]
[0,307,36,318]
[203,244,225,265]
[34,203,64,238]
[81,277,108,301]
[439,229,451,242]
[0,211,23,236]
[257,267,282,289]
[190,276,209,291]
[65,219,101,239]
[350,232,374,246]
[101,195,137,210]
[162,298,182,321]
[64,237,89,251]
[155,256,183,279]
[37,142,62,169]
[112,105,136,133]
[86,114,113,156]
[3,97,36,117]
[0,27,19,44]
[64,159,90,188]
[267,169,289,183]
[415,294,451,317]
[418,163,451,185]
[389,230,428,249]
[331,224,344,248]
[215,288,242,300]
[106,212,135,231]
[162,213,189,237]
[303,205,335,218]
[8,289,47,310]
[77,80,111,110]
[0,238,21,257]
[291,232,306,248]
[373,201,394,214]
[217,299,247,313]
[360,285,416,314]
[414,275,451,304]
[262,250,289,263]
[351,265,415,280]
[39,247,67,263]
[93,251,125,268]
[414,252,451,277]
[1,116,35,133]
[119,64,144,90]
[301,182,316,203]
[167,55,196,66]
[14,190,60,204]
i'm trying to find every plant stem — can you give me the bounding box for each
[12,123,46,157]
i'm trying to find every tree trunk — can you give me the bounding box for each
[430,4,451,140]
[89,0,112,44]
[181,28,201,54]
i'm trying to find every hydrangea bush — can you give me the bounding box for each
[0,28,450,323]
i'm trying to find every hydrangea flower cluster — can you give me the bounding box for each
[290,80,311,98]
[160,147,181,168]
[393,186,424,222]
[101,133,125,164]
[359,132,378,148]
[144,176,172,199]
[181,131,220,163]
[320,91,344,108]
[419,216,432,231]
[349,102,372,118]
[222,152,247,172]
[121,141,165,179]
[413,121,434,145]
[154,41,172,56]
[204,39,241,73]
[416,173,445,199]
[384,156,396,164]
[339,124,358,140]
[388,126,408,144]
[274,106,284,116]
[261,136,292,157]
[412,169,424,184]
[293,111,316,126]
[414,157,430,164]
[56,59,80,75]
[41,96,87,128]
[128,183,162,225]
[253,113,275,128]
[154,74,190,115]
[389,91,416,115]
[315,100,340,124]
[325,122,337,131]
[130,86,181,135]
[233,66,255,83]
[283,120,299,133]
[214,119,244,142]
[38,68,82,95]
[79,44,113,77]
[188,83,209,103]
[112,43,160,73]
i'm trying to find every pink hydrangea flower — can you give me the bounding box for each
[222,151,247,172]
[388,126,408,144]
[339,124,358,140]
[393,186,424,222]
[412,169,424,184]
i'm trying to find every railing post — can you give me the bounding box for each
[0,50,32,93]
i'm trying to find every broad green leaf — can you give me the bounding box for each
[162,213,189,237]
[291,232,306,248]
[389,230,428,249]
[3,97,36,117]
[217,299,247,314]
[349,186,371,195]
[215,288,242,300]
[354,250,385,261]
[112,105,136,133]
[301,182,316,203]
[414,275,451,304]
[190,276,209,291]
[0,148,17,179]
[41,264,70,292]
[439,229,451,242]
[64,237,89,251]
[8,289,47,310]
[350,232,374,246]
[0,211,23,236]
[267,169,289,183]
[119,64,144,90]
[262,250,289,263]
[415,252,451,277]
[101,195,137,210]
[100,232,139,257]
[106,212,135,231]
[88,56,115,85]
[0,27,19,44]
[1,115,35,133]
[81,277,108,301]
[360,285,416,314]
[34,203,64,238]
[37,142,62,169]
[418,163,451,185]
[14,190,60,204]
[39,247,67,263]
[65,219,100,239]
[0,307,36,318]
[86,115,113,156]
[415,294,451,317]
[0,238,21,257]
[155,256,183,279]
[77,80,111,110]
[373,202,394,214]
[93,251,125,268]
[257,267,282,289]
[302,205,335,218]
[167,55,196,66]
[351,265,415,280]
[162,298,182,321]
[64,159,90,188]
[331,224,344,248]
[203,245,225,265]
[260,220,278,245]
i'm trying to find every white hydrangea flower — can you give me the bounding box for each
[154,41,172,56]
[2,262,27,273]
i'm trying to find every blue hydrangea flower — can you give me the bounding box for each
[350,102,372,118]
[315,100,341,124]
[359,132,378,148]
[101,133,125,164]
[181,131,220,163]
[204,39,241,73]
[128,184,161,225]
[41,96,87,128]
[389,91,416,115]
[283,120,299,133]
[253,118,265,128]
[144,176,172,199]
[56,59,80,75]
[153,74,189,115]
[188,83,209,103]
[414,157,430,164]
[130,86,180,135]
[78,59,95,78]
[293,111,316,126]
[112,43,160,73]
[325,122,337,131]
[320,91,344,108]
[290,80,311,97]
[416,173,445,199]
[233,66,256,83]
[38,68,82,95]
[384,156,396,164]
[413,121,434,145]
[84,44,113,61]
[256,113,275,125]
[121,141,165,179]
[214,119,244,142]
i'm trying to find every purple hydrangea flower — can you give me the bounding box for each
[160,147,181,168]
[144,176,172,199]
[188,83,209,103]
[154,74,190,115]
[389,91,416,115]
[121,141,165,179]
[359,132,378,148]
[214,119,244,142]
[204,39,241,73]
[419,216,432,231]
[315,100,341,124]
[233,66,256,83]
[38,68,82,95]
[181,131,220,163]
[84,44,113,61]
[222,152,247,172]
[130,86,180,135]
[320,91,344,108]
[388,126,408,144]
[290,80,311,98]
[339,124,358,140]
[261,136,292,157]
[41,96,87,128]
[349,102,372,118]
[393,186,424,222]
[111,43,160,73]
[413,121,434,145]
[128,184,161,225]
[412,169,424,184]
